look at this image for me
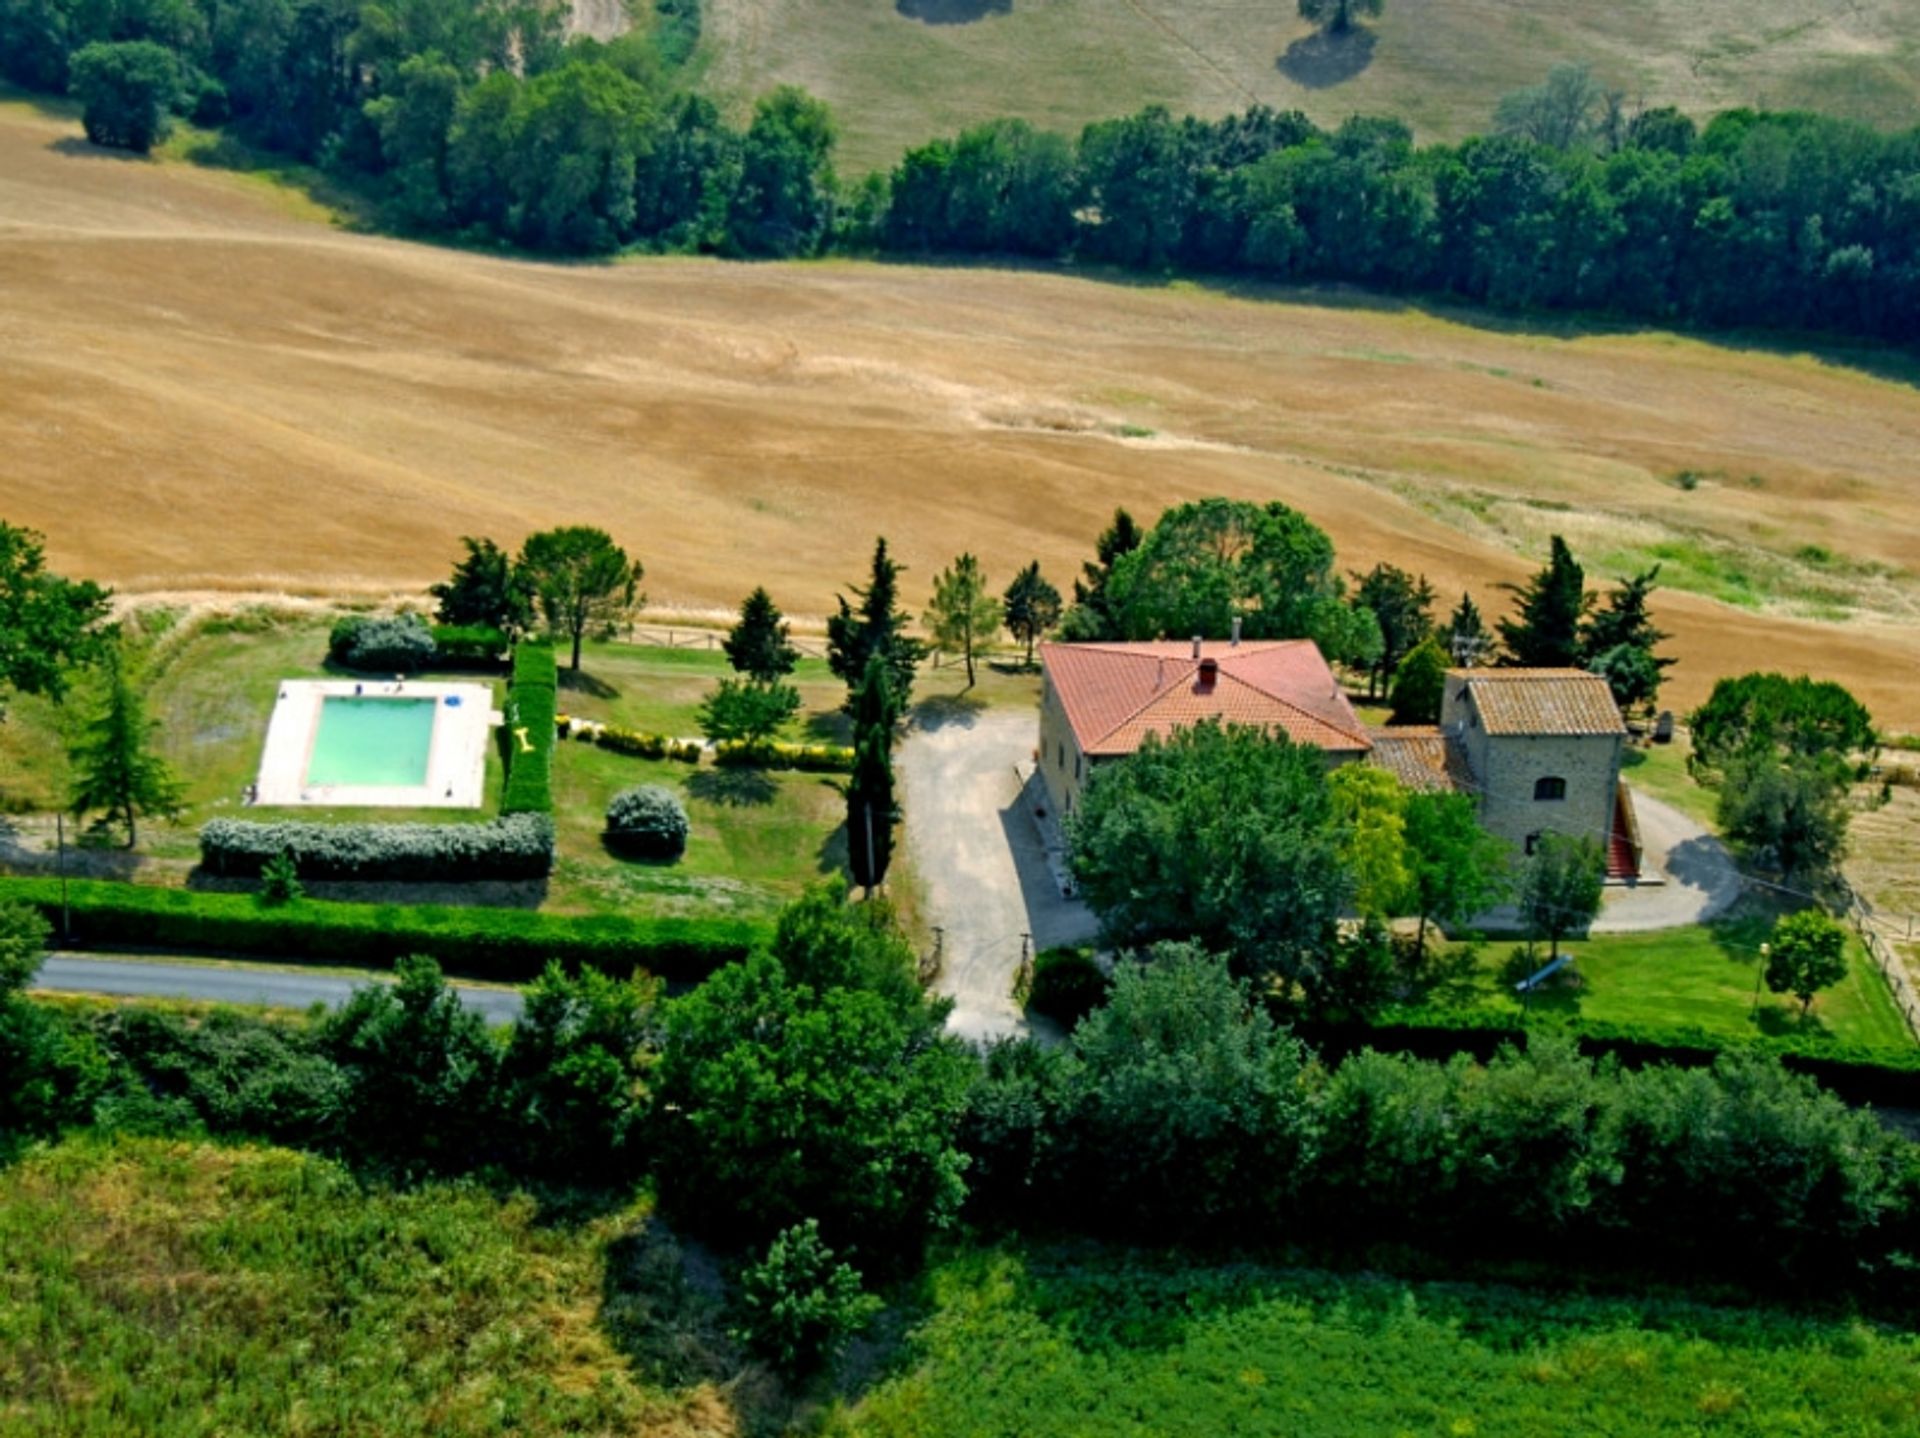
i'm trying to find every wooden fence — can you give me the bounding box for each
[1838,878,1920,1043]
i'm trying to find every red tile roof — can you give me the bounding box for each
[1368,726,1476,794]
[1449,669,1626,737]
[1041,640,1371,757]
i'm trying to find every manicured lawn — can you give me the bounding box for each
[1620,734,1720,829]
[834,1246,1920,1437]
[1420,914,1914,1050]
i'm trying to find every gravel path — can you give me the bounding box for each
[1593,789,1743,933]
[899,711,1096,1044]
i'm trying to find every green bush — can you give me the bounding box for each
[563,718,702,763]
[732,1219,880,1380]
[0,877,762,983]
[327,613,437,672]
[713,739,854,773]
[68,41,179,153]
[201,813,555,882]
[1026,947,1110,1030]
[502,643,557,815]
[605,785,689,860]
[430,623,508,664]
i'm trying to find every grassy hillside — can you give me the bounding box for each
[6,96,1920,724]
[7,1136,1919,1436]
[699,0,1920,171]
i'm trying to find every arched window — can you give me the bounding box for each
[1534,776,1567,802]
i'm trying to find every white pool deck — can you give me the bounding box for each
[253,680,501,809]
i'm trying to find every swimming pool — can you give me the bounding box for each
[305,697,438,789]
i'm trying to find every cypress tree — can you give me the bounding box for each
[846,653,899,897]
[1063,508,1144,640]
[1497,537,1591,668]
[1446,591,1490,664]
[826,538,926,708]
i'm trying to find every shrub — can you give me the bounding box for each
[201,812,555,882]
[1025,947,1109,1030]
[68,41,180,153]
[0,876,763,983]
[568,719,703,763]
[430,624,508,664]
[732,1219,881,1380]
[256,851,304,906]
[327,613,437,672]
[502,643,557,815]
[713,739,854,773]
[606,785,689,860]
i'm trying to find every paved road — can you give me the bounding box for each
[1592,790,1742,933]
[35,955,526,1023]
[899,711,1097,1044]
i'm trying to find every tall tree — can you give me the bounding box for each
[1718,754,1850,887]
[1446,592,1491,665]
[1764,910,1850,1018]
[846,654,899,897]
[1328,764,1411,919]
[0,522,113,718]
[516,526,645,673]
[1068,721,1349,995]
[1493,63,1610,151]
[1403,790,1511,963]
[1583,565,1672,714]
[1689,673,1876,777]
[430,536,532,634]
[1062,508,1144,640]
[1297,0,1383,34]
[1388,636,1450,725]
[1002,560,1063,668]
[723,586,800,682]
[66,649,184,850]
[1498,536,1591,669]
[923,553,1001,689]
[1517,833,1605,960]
[1352,562,1435,699]
[826,538,926,709]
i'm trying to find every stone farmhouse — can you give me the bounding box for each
[1037,639,1640,879]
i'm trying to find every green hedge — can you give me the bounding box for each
[1299,1007,1920,1109]
[501,643,557,815]
[560,717,703,764]
[200,813,554,881]
[713,739,855,774]
[431,623,509,664]
[4,877,762,983]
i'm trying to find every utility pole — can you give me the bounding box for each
[56,811,70,945]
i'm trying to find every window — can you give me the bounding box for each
[1074,752,1082,780]
[1525,831,1542,856]
[1534,776,1567,802]
[1058,742,1065,770]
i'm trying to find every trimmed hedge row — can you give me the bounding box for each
[1301,1007,1920,1109]
[4,876,762,983]
[560,715,703,763]
[502,643,557,815]
[201,813,555,881]
[431,623,509,664]
[714,739,855,774]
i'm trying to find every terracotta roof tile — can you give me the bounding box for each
[1369,726,1475,794]
[1451,669,1626,737]
[1041,640,1370,757]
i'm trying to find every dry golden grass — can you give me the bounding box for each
[701,0,1920,171]
[6,98,1920,725]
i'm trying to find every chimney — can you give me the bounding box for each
[1192,635,1203,661]
[1230,617,1242,647]
[1197,658,1219,690]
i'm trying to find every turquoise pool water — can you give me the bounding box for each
[305,697,437,789]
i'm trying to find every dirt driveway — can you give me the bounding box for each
[899,710,1097,1044]
[1593,790,1743,933]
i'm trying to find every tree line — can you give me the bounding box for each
[5,0,1919,345]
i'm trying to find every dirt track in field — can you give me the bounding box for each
[5,99,1920,724]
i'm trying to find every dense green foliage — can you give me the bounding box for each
[1024,946,1109,1030]
[201,812,555,880]
[1068,722,1348,995]
[326,612,437,671]
[429,622,509,663]
[1767,909,1852,1015]
[502,640,557,814]
[431,536,533,635]
[68,40,179,151]
[1690,671,1879,774]
[66,649,184,849]
[1386,633,1447,723]
[0,520,113,715]
[517,527,644,672]
[923,552,1000,688]
[1060,508,1143,641]
[733,1219,881,1380]
[0,875,761,981]
[1517,832,1607,958]
[826,538,925,709]
[1351,562,1433,700]
[1498,535,1590,668]
[604,783,689,860]
[723,585,800,682]
[698,676,802,747]
[1000,560,1061,668]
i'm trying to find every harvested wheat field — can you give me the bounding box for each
[4,98,1920,724]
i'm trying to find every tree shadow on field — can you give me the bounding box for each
[1277,26,1377,89]
[559,668,619,700]
[911,691,988,733]
[48,135,154,161]
[688,766,777,808]
[817,811,850,877]
[804,710,853,745]
[896,0,1010,24]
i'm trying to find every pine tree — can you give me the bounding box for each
[67,650,184,849]
[846,653,899,897]
[1582,565,1673,714]
[1062,508,1143,640]
[826,538,927,709]
[723,586,800,682]
[1002,561,1063,668]
[1446,592,1490,665]
[924,553,1002,688]
[430,536,532,634]
[1497,537,1591,669]
[1352,562,1435,699]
